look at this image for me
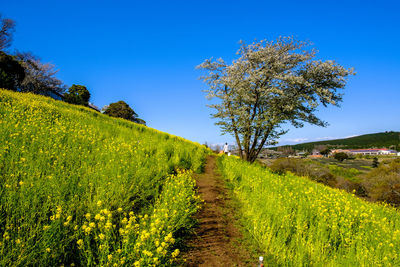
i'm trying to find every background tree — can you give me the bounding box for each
[64,84,90,106]
[198,37,355,162]
[372,157,379,168]
[0,14,15,51]
[320,148,331,157]
[103,100,146,125]
[277,146,295,156]
[334,152,349,162]
[15,52,66,96]
[0,51,25,90]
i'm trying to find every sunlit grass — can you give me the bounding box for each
[0,89,207,266]
[218,155,400,266]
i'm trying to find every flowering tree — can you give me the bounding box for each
[15,52,66,96]
[198,37,355,162]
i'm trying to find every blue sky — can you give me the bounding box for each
[3,0,400,146]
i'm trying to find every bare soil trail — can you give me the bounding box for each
[181,155,254,266]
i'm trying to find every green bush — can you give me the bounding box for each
[334,152,349,162]
[361,159,400,205]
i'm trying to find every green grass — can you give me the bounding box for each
[327,165,361,182]
[311,157,374,172]
[218,155,400,266]
[0,89,208,266]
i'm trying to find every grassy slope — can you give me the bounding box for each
[0,89,208,266]
[219,155,400,266]
[275,132,400,151]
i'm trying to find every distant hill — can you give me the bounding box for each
[274,132,400,152]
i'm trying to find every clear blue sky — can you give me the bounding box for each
[3,0,400,146]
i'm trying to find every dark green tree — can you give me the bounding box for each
[64,84,90,106]
[320,148,331,157]
[103,100,146,125]
[334,152,349,162]
[372,157,379,168]
[0,51,25,90]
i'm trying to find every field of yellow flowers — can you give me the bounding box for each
[0,89,208,266]
[218,155,400,266]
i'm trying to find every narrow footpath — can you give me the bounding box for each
[181,155,253,266]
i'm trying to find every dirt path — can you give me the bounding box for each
[181,155,253,266]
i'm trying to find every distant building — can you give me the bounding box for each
[88,103,101,112]
[331,148,398,156]
[311,149,321,156]
[42,89,64,101]
[296,151,308,157]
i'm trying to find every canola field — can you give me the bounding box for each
[0,89,208,266]
[218,156,400,266]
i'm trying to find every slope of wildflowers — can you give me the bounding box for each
[0,89,207,266]
[218,155,400,266]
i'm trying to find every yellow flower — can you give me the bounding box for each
[105,221,112,229]
[99,233,105,240]
[107,254,112,261]
[46,248,51,253]
[97,200,102,206]
[85,213,91,220]
[77,239,84,248]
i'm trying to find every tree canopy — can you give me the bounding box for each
[64,84,90,106]
[198,37,355,162]
[0,51,25,90]
[334,152,349,162]
[103,100,146,125]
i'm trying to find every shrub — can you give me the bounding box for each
[372,157,379,168]
[361,159,400,205]
[334,152,349,162]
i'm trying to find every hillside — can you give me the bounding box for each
[277,131,400,151]
[218,155,400,266]
[0,89,208,266]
